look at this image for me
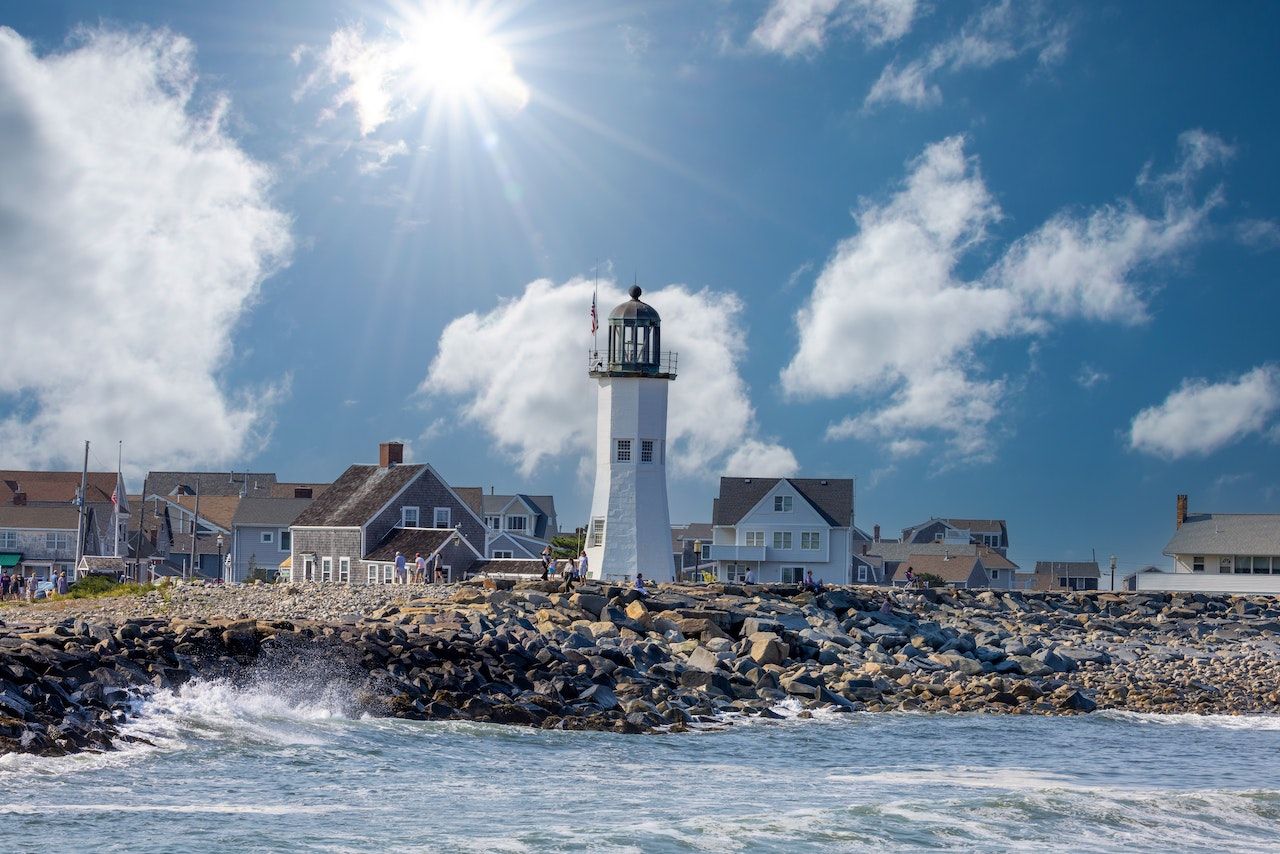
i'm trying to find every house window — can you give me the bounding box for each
[367,564,377,584]
[261,531,274,544]
[338,557,350,583]
[1192,556,1204,573]
[0,531,16,550]
[772,531,793,550]
[781,566,804,583]
[1233,556,1250,574]
[321,557,332,582]
[745,531,764,547]
[725,564,748,582]
[383,564,394,584]
[493,550,513,559]
[616,439,632,462]
[991,569,1000,580]
[402,506,420,528]
[486,516,501,530]
[46,532,71,551]
[641,440,654,463]
[433,507,450,528]
[506,515,527,532]
[1253,557,1273,575]
[934,533,945,543]
[857,565,868,582]
[800,532,821,550]
[303,557,315,582]
[1220,556,1233,574]
[279,530,291,551]
[773,495,793,512]
[590,517,605,548]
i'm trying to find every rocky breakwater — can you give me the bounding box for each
[4,583,1280,756]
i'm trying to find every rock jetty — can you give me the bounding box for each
[3,581,1280,756]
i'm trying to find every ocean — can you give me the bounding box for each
[1,674,1278,853]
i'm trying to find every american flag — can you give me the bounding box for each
[590,289,598,335]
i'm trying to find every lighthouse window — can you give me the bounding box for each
[590,517,605,547]
[641,440,654,463]
[616,439,632,462]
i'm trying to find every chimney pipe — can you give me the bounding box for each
[1176,494,1188,529]
[490,485,495,495]
[379,441,404,467]
[861,543,868,556]
[873,524,880,542]
[12,492,26,506]
[294,487,313,499]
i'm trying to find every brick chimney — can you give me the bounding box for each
[379,441,404,467]
[873,524,880,542]
[861,543,869,556]
[1176,493,1188,528]
[12,492,26,506]
[294,486,313,499]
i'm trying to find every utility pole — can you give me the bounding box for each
[1110,555,1117,591]
[188,481,201,580]
[74,440,89,567]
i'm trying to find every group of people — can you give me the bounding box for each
[0,569,68,600]
[392,551,447,584]
[540,548,589,592]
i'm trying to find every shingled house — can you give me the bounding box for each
[455,488,559,558]
[901,517,1009,555]
[289,442,485,584]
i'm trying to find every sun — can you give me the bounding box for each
[398,4,529,112]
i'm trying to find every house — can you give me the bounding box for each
[141,493,240,579]
[230,497,315,582]
[77,555,129,578]
[1140,493,1280,594]
[1122,565,1165,591]
[144,471,278,498]
[866,541,1020,589]
[901,517,1009,555]
[0,469,129,579]
[897,552,993,589]
[671,522,713,577]
[289,442,485,585]
[1031,561,1100,592]
[703,477,855,585]
[455,488,559,558]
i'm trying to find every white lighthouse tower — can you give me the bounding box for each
[585,286,677,582]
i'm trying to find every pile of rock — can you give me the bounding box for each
[3,582,1280,756]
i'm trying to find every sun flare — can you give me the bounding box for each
[399,5,529,112]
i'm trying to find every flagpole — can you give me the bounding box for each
[113,441,122,558]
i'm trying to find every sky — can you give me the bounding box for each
[2,0,1278,577]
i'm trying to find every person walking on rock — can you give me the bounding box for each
[56,570,68,596]
[561,559,576,593]
[433,553,444,584]
[414,552,426,584]
[394,552,407,584]
[576,551,588,581]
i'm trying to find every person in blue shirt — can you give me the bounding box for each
[394,551,407,584]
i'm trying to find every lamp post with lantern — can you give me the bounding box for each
[216,532,225,584]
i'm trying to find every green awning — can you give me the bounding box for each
[0,552,22,568]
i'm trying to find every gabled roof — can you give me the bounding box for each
[158,495,240,531]
[1164,513,1280,556]
[868,541,1020,570]
[457,489,557,522]
[903,517,1006,539]
[232,497,314,528]
[1033,560,1100,577]
[78,555,128,573]
[901,552,984,584]
[712,477,853,528]
[269,482,329,499]
[672,522,714,551]
[0,470,117,504]
[144,471,278,498]
[0,505,81,530]
[292,464,426,528]
[362,527,475,562]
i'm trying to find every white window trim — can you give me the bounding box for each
[261,531,274,544]
[320,556,333,583]
[402,506,420,528]
[590,517,605,548]
[773,495,793,512]
[616,439,632,462]
[857,565,868,582]
[367,564,377,584]
[486,515,501,530]
[338,557,350,584]
[772,531,793,550]
[492,550,514,559]
[801,532,821,550]
[640,439,654,463]
[279,530,291,552]
[433,507,451,528]
[745,531,764,547]
[505,515,528,532]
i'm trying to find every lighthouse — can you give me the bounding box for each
[585,286,677,582]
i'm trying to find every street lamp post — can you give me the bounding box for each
[693,540,701,584]
[217,533,225,584]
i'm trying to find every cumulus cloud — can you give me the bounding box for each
[865,0,1069,109]
[423,278,796,479]
[751,0,920,57]
[782,131,1227,462]
[0,27,291,474]
[296,12,529,138]
[1129,365,1280,458]
[1075,365,1109,390]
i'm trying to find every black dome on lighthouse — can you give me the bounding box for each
[609,286,661,323]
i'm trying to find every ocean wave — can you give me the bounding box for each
[1100,710,1280,730]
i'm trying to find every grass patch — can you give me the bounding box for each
[58,575,164,600]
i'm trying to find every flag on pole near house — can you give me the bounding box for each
[112,472,130,516]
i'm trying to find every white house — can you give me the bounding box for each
[1138,493,1280,594]
[703,477,855,586]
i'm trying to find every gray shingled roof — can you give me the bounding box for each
[1034,561,1100,577]
[900,553,985,584]
[363,527,458,562]
[293,465,425,528]
[232,497,314,527]
[145,471,278,497]
[0,505,81,529]
[1164,513,1280,556]
[468,558,546,576]
[712,477,852,527]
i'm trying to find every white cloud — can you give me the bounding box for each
[782,132,1227,462]
[1236,218,1280,251]
[296,11,530,139]
[865,0,1069,109]
[356,139,409,174]
[423,277,796,479]
[751,0,920,57]
[1075,365,1109,390]
[1129,365,1280,458]
[0,27,292,475]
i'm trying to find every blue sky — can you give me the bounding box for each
[2,1,1278,576]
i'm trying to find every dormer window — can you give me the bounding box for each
[506,515,527,532]
[486,515,501,530]
[433,507,450,528]
[774,495,793,512]
[401,506,420,528]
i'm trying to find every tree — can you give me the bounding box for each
[550,533,583,559]
[246,554,273,584]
